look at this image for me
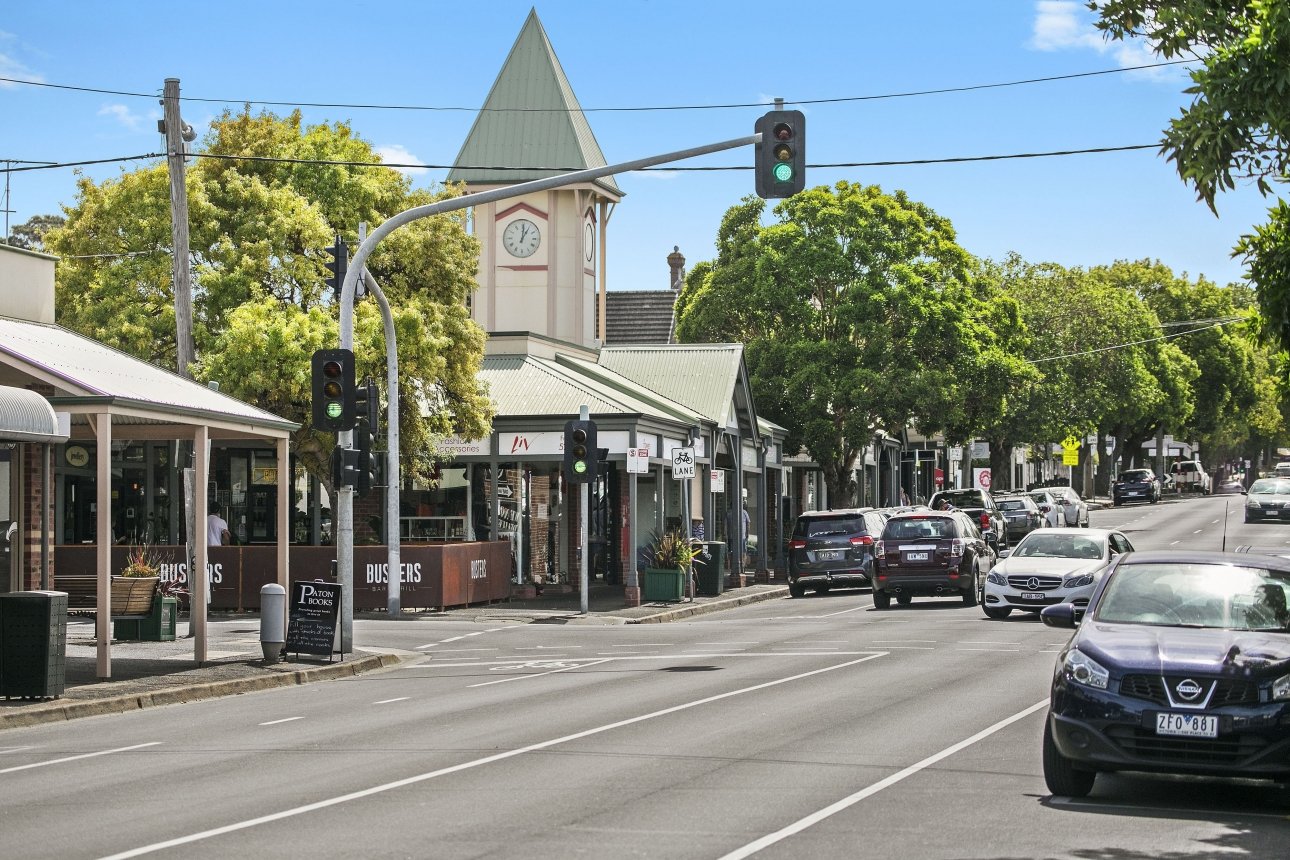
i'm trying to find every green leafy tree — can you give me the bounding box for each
[676,183,1032,506]
[43,108,492,490]
[1091,1,1290,350]
[5,214,65,251]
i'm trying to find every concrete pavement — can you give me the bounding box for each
[0,581,789,730]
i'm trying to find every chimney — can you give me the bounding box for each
[668,246,686,292]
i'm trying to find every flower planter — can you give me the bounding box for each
[110,576,159,616]
[642,567,685,602]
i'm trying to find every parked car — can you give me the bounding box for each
[981,527,1133,619]
[1040,550,1290,799]
[1025,490,1066,529]
[1111,468,1160,506]
[1171,460,1212,494]
[994,494,1045,543]
[786,508,887,598]
[1275,462,1290,478]
[927,488,1007,549]
[872,510,996,609]
[1215,477,1246,495]
[1048,486,1090,528]
[1244,477,1290,524]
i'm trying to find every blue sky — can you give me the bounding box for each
[0,1,1273,294]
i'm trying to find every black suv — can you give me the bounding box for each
[873,511,996,609]
[787,508,886,598]
[928,488,1006,549]
[1111,468,1160,506]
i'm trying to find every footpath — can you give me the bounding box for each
[0,582,788,730]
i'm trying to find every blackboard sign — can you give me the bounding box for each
[286,580,342,659]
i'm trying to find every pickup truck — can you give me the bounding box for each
[1171,460,1212,494]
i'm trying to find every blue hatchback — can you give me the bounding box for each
[1040,550,1290,798]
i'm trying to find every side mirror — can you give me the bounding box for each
[1041,603,1084,629]
[985,532,999,549]
[998,548,1013,560]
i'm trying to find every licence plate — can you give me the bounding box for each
[1156,712,1218,738]
[1020,592,1047,601]
[817,550,842,561]
[905,552,929,562]
[1125,491,1140,496]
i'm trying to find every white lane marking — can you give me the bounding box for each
[1170,541,1181,546]
[718,698,1049,859]
[258,717,304,726]
[611,643,669,647]
[513,645,584,650]
[959,647,1021,652]
[1193,529,1204,534]
[1211,519,1220,524]
[0,742,161,775]
[0,746,35,755]
[372,697,410,705]
[470,658,613,688]
[399,652,883,669]
[433,631,491,645]
[415,646,497,652]
[870,645,934,649]
[811,603,874,618]
[872,639,936,643]
[962,641,1020,646]
[98,654,888,859]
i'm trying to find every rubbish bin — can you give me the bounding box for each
[695,542,727,596]
[0,590,68,700]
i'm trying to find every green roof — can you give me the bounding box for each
[480,353,698,423]
[448,9,621,197]
[597,344,746,429]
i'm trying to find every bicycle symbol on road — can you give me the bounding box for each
[490,660,578,673]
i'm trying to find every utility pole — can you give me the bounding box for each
[161,78,196,377]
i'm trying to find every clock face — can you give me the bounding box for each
[502,218,541,258]
[584,222,595,262]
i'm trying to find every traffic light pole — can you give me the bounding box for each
[337,132,764,636]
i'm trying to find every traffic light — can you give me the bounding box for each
[353,377,380,437]
[563,419,598,484]
[754,109,806,199]
[331,444,358,488]
[324,236,348,301]
[311,348,356,432]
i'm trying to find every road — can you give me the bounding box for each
[3,494,1289,859]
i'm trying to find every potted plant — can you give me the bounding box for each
[639,530,695,602]
[112,544,161,616]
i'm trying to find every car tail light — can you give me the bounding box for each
[1039,504,1051,513]
[979,513,990,530]
[789,539,806,550]
[950,538,965,557]
[850,535,873,547]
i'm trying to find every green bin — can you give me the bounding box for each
[642,567,686,602]
[114,595,178,642]
[695,542,726,596]
[0,590,68,700]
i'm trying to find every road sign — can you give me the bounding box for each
[626,446,650,474]
[672,446,696,479]
[974,468,992,490]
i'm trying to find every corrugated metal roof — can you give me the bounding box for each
[447,10,621,197]
[480,353,698,423]
[0,316,296,432]
[598,344,744,427]
[0,384,66,442]
[601,291,677,345]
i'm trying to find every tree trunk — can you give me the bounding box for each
[1095,430,1113,497]
[822,453,860,509]
[988,437,1010,492]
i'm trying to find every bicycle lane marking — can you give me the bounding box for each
[717,698,1050,860]
[97,653,888,859]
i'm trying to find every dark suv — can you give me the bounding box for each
[928,488,1006,549]
[787,508,886,598]
[1112,468,1160,506]
[873,511,996,609]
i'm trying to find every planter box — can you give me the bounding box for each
[642,567,685,602]
[111,576,159,616]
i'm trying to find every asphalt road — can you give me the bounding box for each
[4,494,1289,859]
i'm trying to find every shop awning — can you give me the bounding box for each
[0,384,67,443]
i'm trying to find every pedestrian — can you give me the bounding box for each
[207,502,232,547]
[900,486,910,506]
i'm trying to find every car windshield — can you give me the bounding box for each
[997,499,1029,511]
[1013,533,1103,559]
[1250,479,1290,495]
[1120,470,1151,481]
[799,516,863,538]
[1096,562,1290,631]
[883,517,953,540]
[937,492,980,507]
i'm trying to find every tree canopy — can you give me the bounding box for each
[43,108,493,489]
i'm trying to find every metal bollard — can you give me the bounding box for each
[259,583,286,664]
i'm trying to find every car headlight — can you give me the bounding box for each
[1064,574,1094,588]
[986,569,1007,586]
[1273,673,1290,701]
[1062,649,1109,690]
[1247,497,1261,508]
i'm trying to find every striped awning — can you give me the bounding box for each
[0,385,67,443]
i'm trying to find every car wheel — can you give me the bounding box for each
[1043,718,1096,798]
[983,605,1012,619]
[963,569,979,606]
[789,582,806,599]
[872,589,891,610]
[896,593,912,606]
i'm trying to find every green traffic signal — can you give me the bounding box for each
[773,162,794,182]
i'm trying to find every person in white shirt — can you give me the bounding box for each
[207,503,232,546]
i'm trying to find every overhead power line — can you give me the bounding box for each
[1029,318,1246,364]
[0,58,1194,114]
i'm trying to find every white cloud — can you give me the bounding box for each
[98,103,146,132]
[0,50,43,88]
[1030,1,1105,52]
[376,144,428,177]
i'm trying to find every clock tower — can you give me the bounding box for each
[448,10,622,349]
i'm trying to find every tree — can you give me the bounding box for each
[675,183,1032,506]
[1091,1,1290,351]
[5,214,65,251]
[43,108,493,490]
